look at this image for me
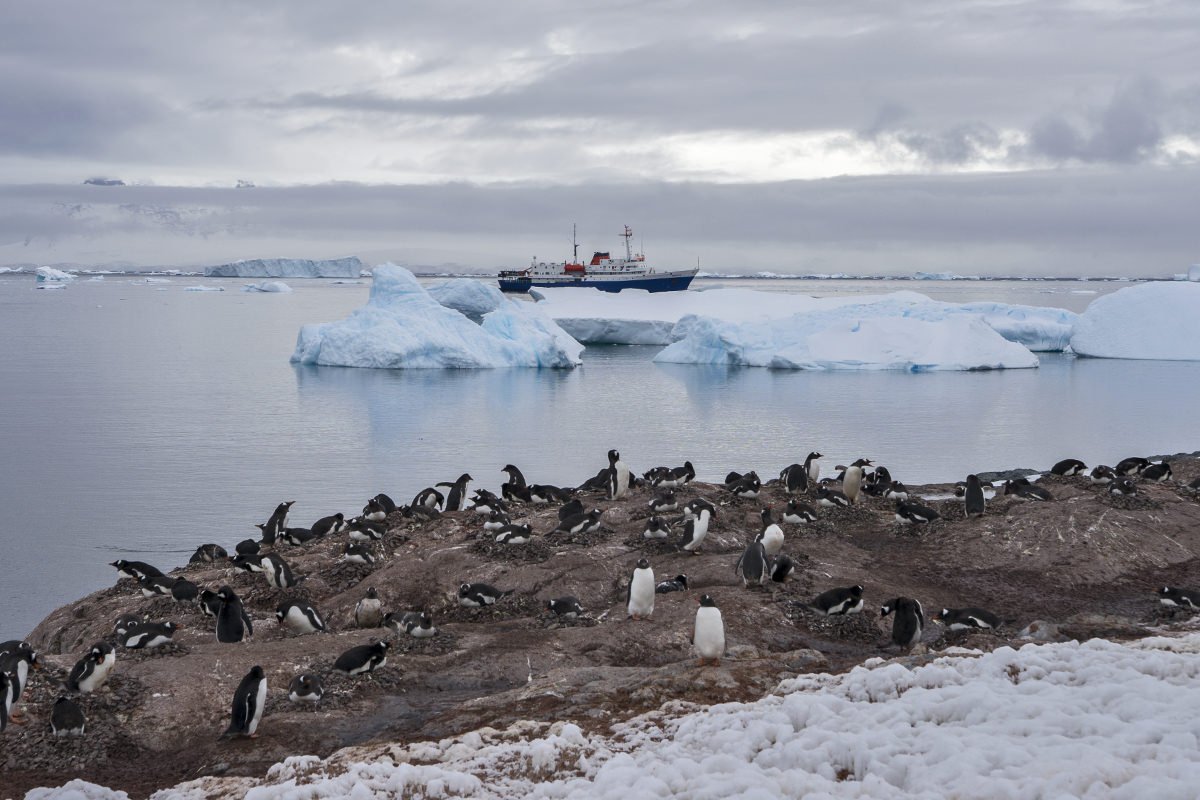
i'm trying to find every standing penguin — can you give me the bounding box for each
[260,501,295,546]
[842,459,872,504]
[882,597,925,650]
[215,586,253,643]
[607,450,631,500]
[439,473,474,511]
[680,499,716,554]
[221,665,267,740]
[735,535,768,588]
[963,474,986,519]
[779,463,809,495]
[758,507,784,559]
[67,642,116,693]
[627,558,656,620]
[692,595,726,666]
[804,451,823,484]
[355,587,384,628]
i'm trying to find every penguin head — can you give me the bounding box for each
[636,558,650,570]
[853,458,873,467]
[698,595,717,607]
[217,586,235,601]
[850,585,864,597]
[458,583,472,595]
[608,449,620,463]
[933,609,949,622]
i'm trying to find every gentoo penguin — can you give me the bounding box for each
[802,585,864,616]
[1003,478,1054,501]
[199,590,222,618]
[817,486,851,508]
[553,508,604,536]
[1110,477,1138,496]
[692,595,726,666]
[227,554,264,574]
[288,674,324,703]
[279,527,317,546]
[963,474,986,518]
[121,621,178,649]
[276,600,326,635]
[1050,458,1087,477]
[221,665,267,739]
[546,596,585,617]
[1,645,38,720]
[670,461,696,486]
[726,471,761,499]
[386,611,437,638]
[882,597,924,650]
[67,642,116,693]
[411,486,445,510]
[483,509,511,532]
[458,583,513,607]
[237,538,262,555]
[681,498,716,554]
[1155,586,1200,611]
[472,489,508,515]
[894,499,941,524]
[782,499,818,524]
[883,481,909,501]
[842,459,872,504]
[606,450,631,500]
[347,518,386,542]
[189,543,228,564]
[1141,462,1172,483]
[1089,465,1117,484]
[354,587,384,628]
[216,586,253,643]
[656,574,689,594]
[438,473,474,511]
[171,578,199,604]
[501,463,528,489]
[642,515,672,539]
[558,498,585,521]
[0,672,11,733]
[863,465,893,496]
[1115,457,1150,476]
[333,641,390,676]
[495,523,534,544]
[770,554,796,584]
[649,489,678,513]
[139,575,178,598]
[779,463,809,495]
[113,613,142,636]
[759,507,784,559]
[576,467,612,494]
[804,451,823,484]
[529,484,572,504]
[262,552,300,589]
[735,535,768,588]
[342,542,376,565]
[50,696,85,737]
[934,607,1002,630]
[643,466,672,487]
[362,493,397,521]
[260,500,295,545]
[310,512,348,538]
[627,558,656,620]
[1188,475,1200,491]
[109,560,163,581]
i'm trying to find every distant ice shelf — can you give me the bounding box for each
[204,256,365,278]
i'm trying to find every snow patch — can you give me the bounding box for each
[290,264,583,369]
[205,257,364,278]
[1070,282,1200,361]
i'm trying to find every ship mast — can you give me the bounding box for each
[622,225,633,261]
[572,223,579,264]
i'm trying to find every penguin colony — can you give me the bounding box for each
[2,450,1197,750]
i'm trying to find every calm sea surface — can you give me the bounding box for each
[2,274,1197,640]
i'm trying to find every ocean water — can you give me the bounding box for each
[2,274,1198,640]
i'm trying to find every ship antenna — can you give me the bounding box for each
[572,223,579,263]
[623,224,633,261]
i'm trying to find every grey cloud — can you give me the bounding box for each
[1028,79,1167,163]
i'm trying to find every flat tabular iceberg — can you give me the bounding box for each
[1070,282,1200,361]
[205,257,365,278]
[290,264,582,369]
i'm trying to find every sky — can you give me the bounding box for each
[2,0,1198,276]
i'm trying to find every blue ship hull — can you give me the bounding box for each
[498,273,696,294]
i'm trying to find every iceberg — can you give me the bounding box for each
[1189,265,1200,282]
[1070,282,1200,361]
[426,278,506,316]
[290,264,583,369]
[35,266,74,282]
[204,256,365,278]
[242,281,293,293]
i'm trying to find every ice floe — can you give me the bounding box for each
[290,264,582,369]
[35,266,75,282]
[242,281,293,293]
[1071,282,1200,361]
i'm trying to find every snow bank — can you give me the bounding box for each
[35,266,74,282]
[129,633,1200,799]
[205,257,364,278]
[1070,282,1200,361]
[290,264,582,369]
[242,281,293,293]
[426,278,506,316]
[533,287,1075,358]
[655,293,1045,370]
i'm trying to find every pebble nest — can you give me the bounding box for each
[468,536,555,564]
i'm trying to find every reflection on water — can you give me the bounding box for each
[1,277,1198,640]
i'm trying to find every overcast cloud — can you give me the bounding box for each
[1,1,1197,275]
